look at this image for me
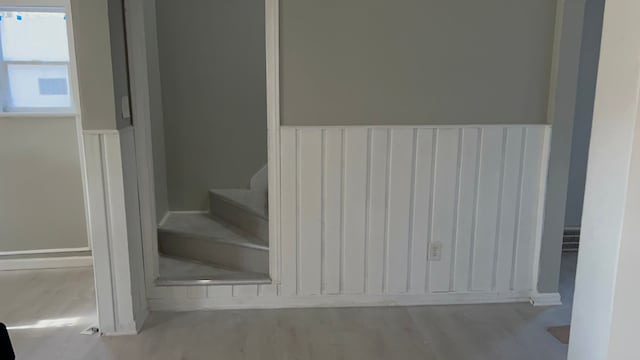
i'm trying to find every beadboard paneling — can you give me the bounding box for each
[148,125,550,309]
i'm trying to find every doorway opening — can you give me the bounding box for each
[128,0,278,286]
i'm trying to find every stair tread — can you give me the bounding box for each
[159,213,268,250]
[209,189,268,220]
[158,255,270,284]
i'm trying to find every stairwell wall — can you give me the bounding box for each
[156,0,268,211]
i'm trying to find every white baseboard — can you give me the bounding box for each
[169,211,209,215]
[158,211,170,227]
[0,256,93,271]
[99,308,147,336]
[135,308,149,333]
[0,247,91,256]
[529,292,563,306]
[101,326,138,336]
[148,290,534,312]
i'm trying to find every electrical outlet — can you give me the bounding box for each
[429,242,443,261]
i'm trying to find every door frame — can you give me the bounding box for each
[123,0,282,296]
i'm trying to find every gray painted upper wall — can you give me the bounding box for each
[143,0,170,221]
[281,0,557,126]
[0,117,88,252]
[156,0,267,211]
[70,0,117,130]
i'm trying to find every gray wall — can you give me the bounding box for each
[143,0,170,221]
[70,0,118,130]
[106,0,132,130]
[156,0,267,211]
[537,0,604,294]
[564,0,604,229]
[281,0,556,126]
[0,117,88,252]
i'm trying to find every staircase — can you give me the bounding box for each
[158,166,269,284]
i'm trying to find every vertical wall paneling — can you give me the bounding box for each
[207,285,233,298]
[147,125,550,310]
[341,129,368,293]
[279,128,298,295]
[170,287,188,299]
[471,128,505,291]
[365,129,389,294]
[187,286,207,299]
[453,128,481,292]
[429,129,461,292]
[322,129,343,294]
[408,129,435,293]
[495,128,526,291]
[385,129,416,293]
[83,134,116,333]
[258,284,279,297]
[514,127,547,291]
[233,285,259,297]
[297,130,323,295]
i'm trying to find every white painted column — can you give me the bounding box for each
[84,128,147,335]
[568,0,640,358]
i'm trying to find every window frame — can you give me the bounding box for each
[0,6,74,114]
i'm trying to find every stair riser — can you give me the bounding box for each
[209,193,269,243]
[158,231,269,274]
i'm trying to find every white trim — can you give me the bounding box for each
[0,112,78,118]
[280,124,550,130]
[265,0,281,284]
[168,210,208,215]
[530,292,563,307]
[64,0,92,255]
[158,211,170,227]
[124,0,162,307]
[532,127,553,291]
[126,0,282,299]
[0,256,92,271]
[149,291,534,312]
[0,247,90,256]
[0,0,68,7]
[84,130,143,335]
[100,305,148,336]
[83,129,121,135]
[134,308,149,333]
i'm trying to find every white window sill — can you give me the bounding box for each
[0,112,78,118]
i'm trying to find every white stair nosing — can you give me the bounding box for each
[156,277,272,287]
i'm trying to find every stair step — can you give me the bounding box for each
[158,213,269,274]
[157,255,270,286]
[209,189,269,243]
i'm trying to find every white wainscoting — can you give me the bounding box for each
[148,124,551,310]
[84,127,147,335]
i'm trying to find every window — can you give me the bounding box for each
[0,9,73,112]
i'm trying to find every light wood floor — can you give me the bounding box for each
[0,253,577,360]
